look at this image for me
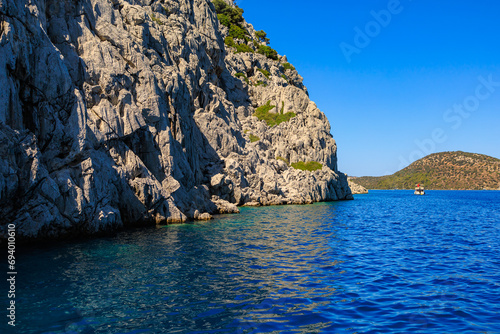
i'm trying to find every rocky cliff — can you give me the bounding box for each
[0,0,352,240]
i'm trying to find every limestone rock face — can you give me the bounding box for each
[0,0,352,240]
[348,178,369,194]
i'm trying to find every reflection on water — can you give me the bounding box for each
[12,191,500,333]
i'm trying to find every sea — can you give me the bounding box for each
[8,190,500,333]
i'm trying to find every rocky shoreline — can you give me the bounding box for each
[348,178,369,194]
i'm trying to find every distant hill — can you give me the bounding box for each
[353,151,500,190]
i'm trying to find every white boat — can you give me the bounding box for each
[414,184,425,195]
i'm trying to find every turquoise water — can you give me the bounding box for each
[8,190,500,333]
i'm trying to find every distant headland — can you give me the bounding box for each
[352,151,500,190]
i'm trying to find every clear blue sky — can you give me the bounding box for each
[237,0,500,176]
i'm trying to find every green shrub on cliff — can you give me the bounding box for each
[235,43,253,54]
[226,7,244,26]
[255,100,275,113]
[255,30,270,44]
[257,68,270,79]
[254,100,296,127]
[291,161,323,172]
[254,81,267,87]
[249,134,260,142]
[213,0,245,28]
[257,45,278,60]
[225,37,253,54]
[213,1,255,54]
[212,0,227,13]
[229,25,246,40]
[212,1,281,61]
[217,13,231,27]
[224,36,235,47]
[235,72,249,84]
[283,62,295,71]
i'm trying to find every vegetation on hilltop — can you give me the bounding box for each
[283,62,295,71]
[213,0,244,28]
[211,0,279,60]
[255,30,270,44]
[353,151,500,190]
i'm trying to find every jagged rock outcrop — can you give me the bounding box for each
[0,0,352,240]
[348,178,368,194]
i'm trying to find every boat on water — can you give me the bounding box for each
[414,183,425,195]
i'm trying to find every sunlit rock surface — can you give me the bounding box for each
[0,0,352,239]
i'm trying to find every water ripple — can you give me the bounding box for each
[13,190,500,333]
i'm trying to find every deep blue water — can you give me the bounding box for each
[6,190,500,333]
